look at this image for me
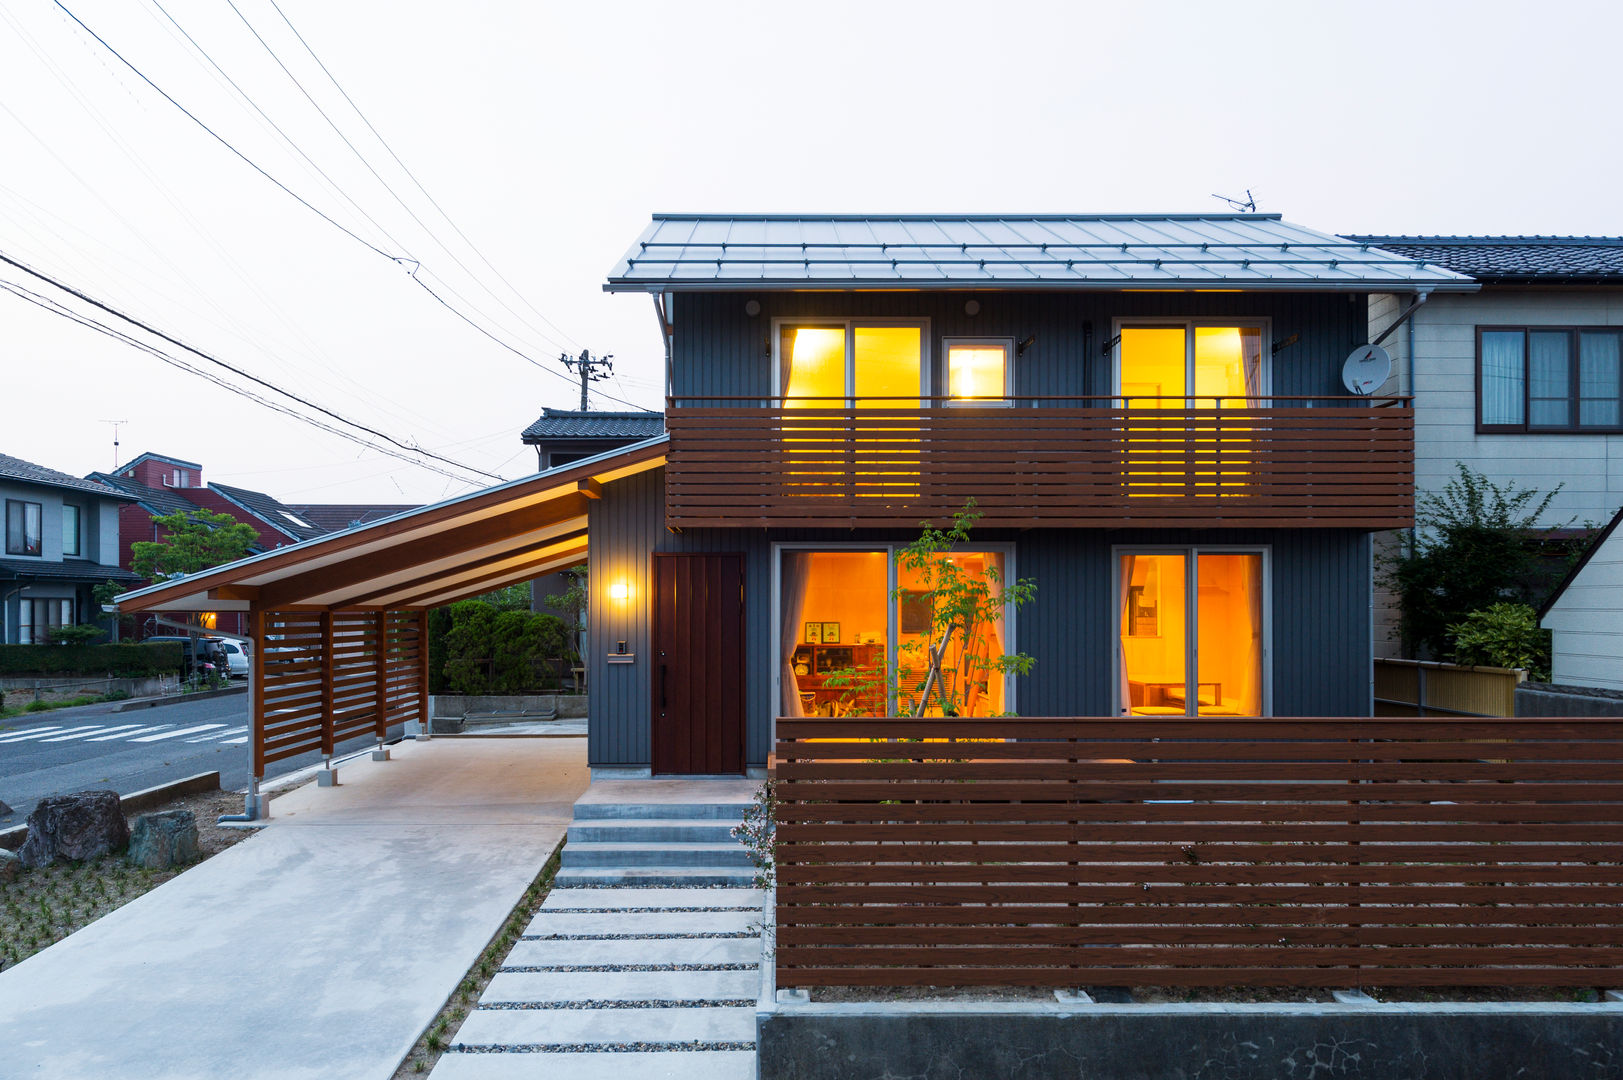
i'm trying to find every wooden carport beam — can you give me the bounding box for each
[392,552,590,610]
[578,478,602,499]
[384,545,588,609]
[340,539,583,608]
[209,585,260,602]
[252,496,587,610]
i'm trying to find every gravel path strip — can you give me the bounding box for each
[476,999,757,1011]
[447,1041,755,1054]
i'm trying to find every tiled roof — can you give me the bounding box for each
[522,409,665,442]
[606,214,1476,292]
[209,483,327,542]
[0,557,142,582]
[286,504,418,533]
[1344,236,1623,282]
[86,472,200,517]
[0,453,133,500]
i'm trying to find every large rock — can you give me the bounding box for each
[0,847,19,883]
[18,791,129,868]
[126,809,200,869]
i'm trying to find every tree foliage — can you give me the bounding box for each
[1383,463,1569,660]
[825,500,1036,717]
[440,599,573,694]
[129,509,258,582]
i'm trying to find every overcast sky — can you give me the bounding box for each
[3,0,1620,506]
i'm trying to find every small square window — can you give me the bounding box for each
[944,338,1012,405]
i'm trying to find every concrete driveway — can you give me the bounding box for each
[0,736,587,1080]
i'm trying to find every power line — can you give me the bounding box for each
[0,278,480,486]
[0,248,504,482]
[52,0,396,260]
[264,0,580,353]
[47,0,649,415]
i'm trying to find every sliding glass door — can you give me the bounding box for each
[1118,549,1265,716]
[778,545,1012,718]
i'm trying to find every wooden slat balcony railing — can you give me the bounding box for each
[665,396,1414,529]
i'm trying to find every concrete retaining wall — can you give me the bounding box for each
[429,693,588,720]
[0,674,177,703]
[757,1001,1623,1080]
[1517,681,1623,717]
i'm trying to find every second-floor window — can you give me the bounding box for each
[6,499,42,556]
[62,505,82,557]
[1479,327,1623,432]
[776,320,926,406]
[1116,321,1267,405]
[944,338,1013,405]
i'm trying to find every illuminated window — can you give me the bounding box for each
[1118,549,1265,717]
[944,338,1012,405]
[777,321,926,404]
[1118,322,1265,405]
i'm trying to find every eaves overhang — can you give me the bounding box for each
[113,437,668,615]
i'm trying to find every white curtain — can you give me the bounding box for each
[780,552,810,717]
[1580,332,1621,428]
[1481,331,1525,425]
[1117,554,1134,716]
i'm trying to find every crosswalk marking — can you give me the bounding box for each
[187,726,247,743]
[86,724,168,741]
[131,723,226,743]
[41,724,145,742]
[219,736,249,744]
[0,726,71,743]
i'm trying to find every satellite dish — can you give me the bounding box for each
[1342,344,1392,396]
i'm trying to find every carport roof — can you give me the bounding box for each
[114,438,668,614]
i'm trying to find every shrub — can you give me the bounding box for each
[46,625,106,646]
[1383,464,1571,660]
[441,600,571,694]
[1448,602,1551,680]
[0,643,182,677]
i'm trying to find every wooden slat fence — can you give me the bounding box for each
[252,608,423,775]
[774,716,1623,988]
[667,396,1414,529]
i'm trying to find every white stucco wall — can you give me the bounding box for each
[1543,523,1623,691]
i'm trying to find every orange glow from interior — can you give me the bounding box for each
[948,344,1008,402]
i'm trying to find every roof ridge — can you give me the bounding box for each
[649,212,1287,223]
[1349,235,1623,245]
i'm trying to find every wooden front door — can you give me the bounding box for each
[651,553,746,775]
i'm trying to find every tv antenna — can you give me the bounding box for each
[100,419,128,468]
[559,349,614,410]
[1211,189,1257,213]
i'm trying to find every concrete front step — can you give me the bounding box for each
[560,841,752,869]
[567,818,741,844]
[553,866,757,887]
[542,887,761,909]
[572,801,751,821]
[506,935,759,967]
[525,907,760,938]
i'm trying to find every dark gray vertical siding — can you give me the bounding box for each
[671,291,1365,401]
[1015,529,1370,719]
[592,470,1374,769]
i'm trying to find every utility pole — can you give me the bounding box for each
[100,419,128,469]
[559,350,614,410]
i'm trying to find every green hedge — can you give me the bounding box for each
[0,643,183,677]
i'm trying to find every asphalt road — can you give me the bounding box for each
[0,690,404,825]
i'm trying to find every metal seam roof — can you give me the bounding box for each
[606,214,1476,292]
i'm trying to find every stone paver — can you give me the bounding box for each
[430,1050,756,1080]
[505,935,758,967]
[524,908,758,937]
[482,967,758,1003]
[538,887,759,909]
[455,1006,755,1045]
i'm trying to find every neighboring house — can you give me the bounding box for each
[90,451,417,638]
[1348,236,1623,656]
[111,212,1473,781]
[0,453,143,644]
[521,409,663,612]
[1538,503,1623,693]
[522,408,664,472]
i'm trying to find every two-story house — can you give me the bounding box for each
[109,213,1472,783]
[582,213,1471,775]
[1,453,142,644]
[1350,236,1623,658]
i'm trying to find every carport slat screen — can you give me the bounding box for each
[253,609,423,772]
